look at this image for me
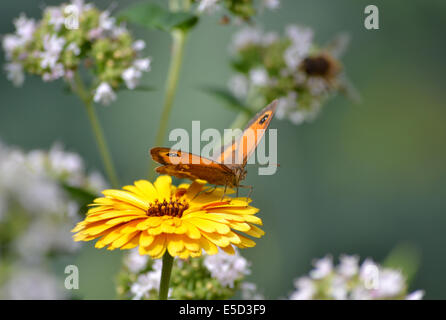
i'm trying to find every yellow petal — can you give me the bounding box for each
[143,235,167,257]
[202,232,230,247]
[109,230,140,249]
[220,245,236,255]
[121,233,141,250]
[198,236,218,255]
[140,231,155,247]
[244,224,265,238]
[188,218,230,234]
[167,236,185,256]
[134,180,159,202]
[185,179,206,200]
[182,221,201,239]
[137,217,162,230]
[154,176,172,200]
[102,189,149,210]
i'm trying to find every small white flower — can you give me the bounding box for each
[67,42,81,56]
[134,58,152,72]
[231,27,263,52]
[70,0,93,13]
[359,259,380,290]
[93,82,116,105]
[124,249,149,273]
[122,67,142,90]
[374,269,405,298]
[4,62,25,86]
[40,34,66,69]
[111,24,128,38]
[204,249,250,288]
[131,259,162,300]
[2,34,22,58]
[47,7,65,32]
[286,25,314,50]
[99,11,116,31]
[310,256,333,279]
[14,14,36,43]
[197,0,220,13]
[249,68,269,86]
[132,40,146,51]
[307,77,328,96]
[228,73,249,99]
[42,63,65,82]
[289,277,315,300]
[48,143,84,177]
[241,282,264,300]
[284,25,313,70]
[263,0,280,10]
[331,276,348,300]
[338,255,359,278]
[406,290,425,300]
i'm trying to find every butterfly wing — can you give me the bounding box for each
[150,147,234,186]
[214,99,278,167]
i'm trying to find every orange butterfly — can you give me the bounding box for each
[150,100,278,195]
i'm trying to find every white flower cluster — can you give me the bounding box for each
[228,25,349,125]
[2,14,36,86]
[130,259,163,300]
[0,141,105,220]
[0,140,106,299]
[2,268,66,300]
[203,249,251,288]
[126,248,251,299]
[2,0,151,106]
[289,255,424,300]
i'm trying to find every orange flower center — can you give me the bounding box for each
[147,198,189,218]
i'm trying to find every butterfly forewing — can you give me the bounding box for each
[214,100,277,167]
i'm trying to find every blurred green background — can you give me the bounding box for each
[1,0,446,299]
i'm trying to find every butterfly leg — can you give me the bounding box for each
[221,183,228,201]
[192,186,214,200]
[204,185,217,194]
[238,184,253,201]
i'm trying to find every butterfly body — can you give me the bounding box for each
[150,100,277,190]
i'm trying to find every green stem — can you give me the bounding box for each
[149,29,188,179]
[158,253,174,300]
[73,73,120,188]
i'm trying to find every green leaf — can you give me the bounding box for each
[62,183,97,216]
[382,243,421,285]
[201,86,255,116]
[119,2,198,32]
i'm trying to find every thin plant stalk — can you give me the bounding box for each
[149,29,188,179]
[158,253,174,300]
[73,72,120,188]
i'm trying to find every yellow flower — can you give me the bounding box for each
[72,176,264,259]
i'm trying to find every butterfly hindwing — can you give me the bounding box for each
[150,147,233,185]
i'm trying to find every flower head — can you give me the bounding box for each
[228,25,352,125]
[2,1,152,104]
[72,176,264,259]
